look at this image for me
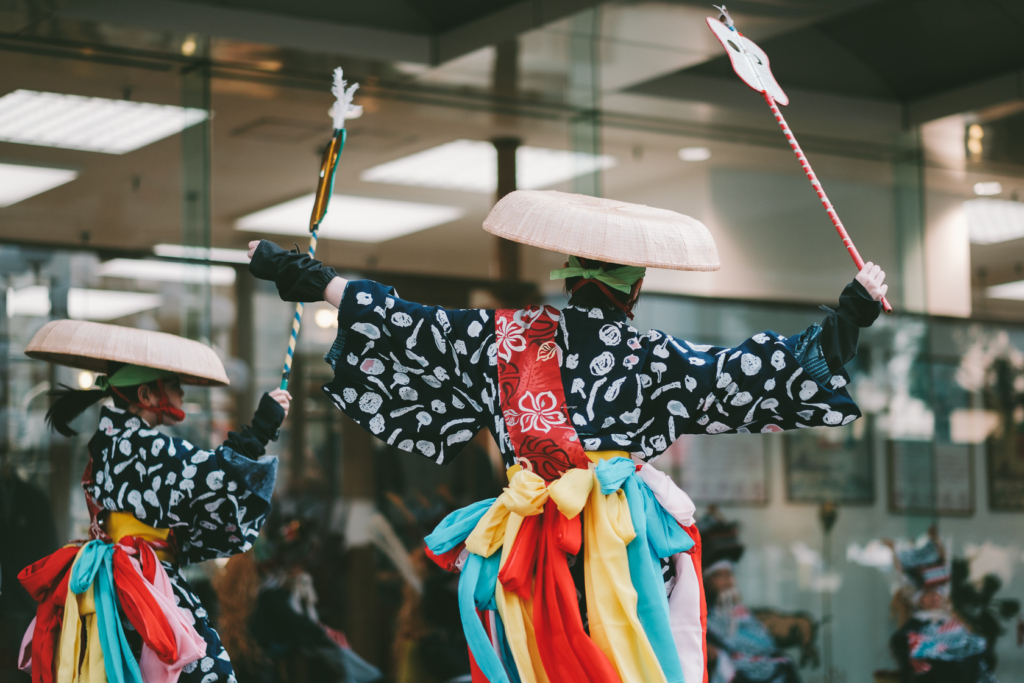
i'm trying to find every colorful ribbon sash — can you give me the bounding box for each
[21,536,206,683]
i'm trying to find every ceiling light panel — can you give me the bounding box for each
[964,198,1024,244]
[7,285,162,321]
[153,244,251,264]
[235,194,465,242]
[987,280,1024,301]
[98,259,237,285]
[0,162,77,207]
[0,90,208,154]
[360,139,618,193]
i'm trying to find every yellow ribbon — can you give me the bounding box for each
[56,550,105,683]
[465,470,548,558]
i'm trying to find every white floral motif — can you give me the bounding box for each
[740,354,762,376]
[598,324,622,346]
[387,313,411,327]
[798,381,818,401]
[495,317,527,362]
[515,391,565,434]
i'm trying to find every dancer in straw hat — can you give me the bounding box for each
[247,189,887,683]
[16,320,290,683]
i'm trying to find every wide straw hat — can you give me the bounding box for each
[482,190,720,271]
[25,320,229,386]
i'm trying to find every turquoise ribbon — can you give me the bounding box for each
[70,540,142,683]
[549,256,647,294]
[459,553,510,683]
[424,497,496,555]
[595,458,691,683]
[595,457,636,494]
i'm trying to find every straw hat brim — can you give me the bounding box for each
[25,320,229,386]
[482,190,720,271]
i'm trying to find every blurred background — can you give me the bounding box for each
[2,0,1024,681]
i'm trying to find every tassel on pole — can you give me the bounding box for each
[280,68,355,391]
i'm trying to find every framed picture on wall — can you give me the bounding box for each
[888,441,974,516]
[784,420,873,503]
[986,433,1024,512]
[663,433,770,506]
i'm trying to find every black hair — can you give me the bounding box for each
[563,258,642,313]
[44,362,159,437]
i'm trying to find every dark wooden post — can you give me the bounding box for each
[493,136,521,282]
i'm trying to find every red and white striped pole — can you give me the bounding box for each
[762,90,892,314]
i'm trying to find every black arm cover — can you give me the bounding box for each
[819,279,881,373]
[223,392,285,459]
[249,239,339,302]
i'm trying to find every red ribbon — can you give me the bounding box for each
[18,546,81,683]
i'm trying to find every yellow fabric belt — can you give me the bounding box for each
[105,511,175,563]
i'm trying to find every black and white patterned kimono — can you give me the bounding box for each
[321,279,860,467]
[83,399,281,683]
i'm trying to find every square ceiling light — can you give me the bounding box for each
[964,198,1024,244]
[7,285,162,321]
[0,162,77,207]
[235,194,465,242]
[98,259,237,285]
[0,89,208,154]
[360,139,618,193]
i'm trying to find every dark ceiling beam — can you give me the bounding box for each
[434,0,596,64]
[906,69,1024,126]
[59,0,603,66]
[58,0,432,63]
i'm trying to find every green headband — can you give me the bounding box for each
[549,256,647,294]
[95,365,177,391]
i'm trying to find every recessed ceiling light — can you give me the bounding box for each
[0,89,208,154]
[678,147,711,162]
[235,194,465,242]
[973,181,1003,196]
[153,244,251,264]
[964,198,1024,244]
[98,259,237,285]
[360,139,617,193]
[0,162,77,207]
[7,285,162,320]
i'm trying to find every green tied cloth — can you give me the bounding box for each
[94,365,176,391]
[549,256,647,294]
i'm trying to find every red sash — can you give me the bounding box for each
[492,307,621,683]
[496,306,590,482]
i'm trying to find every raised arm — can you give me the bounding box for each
[632,266,885,448]
[247,239,497,465]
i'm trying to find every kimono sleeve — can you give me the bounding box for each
[321,279,496,465]
[639,329,860,442]
[165,438,277,565]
